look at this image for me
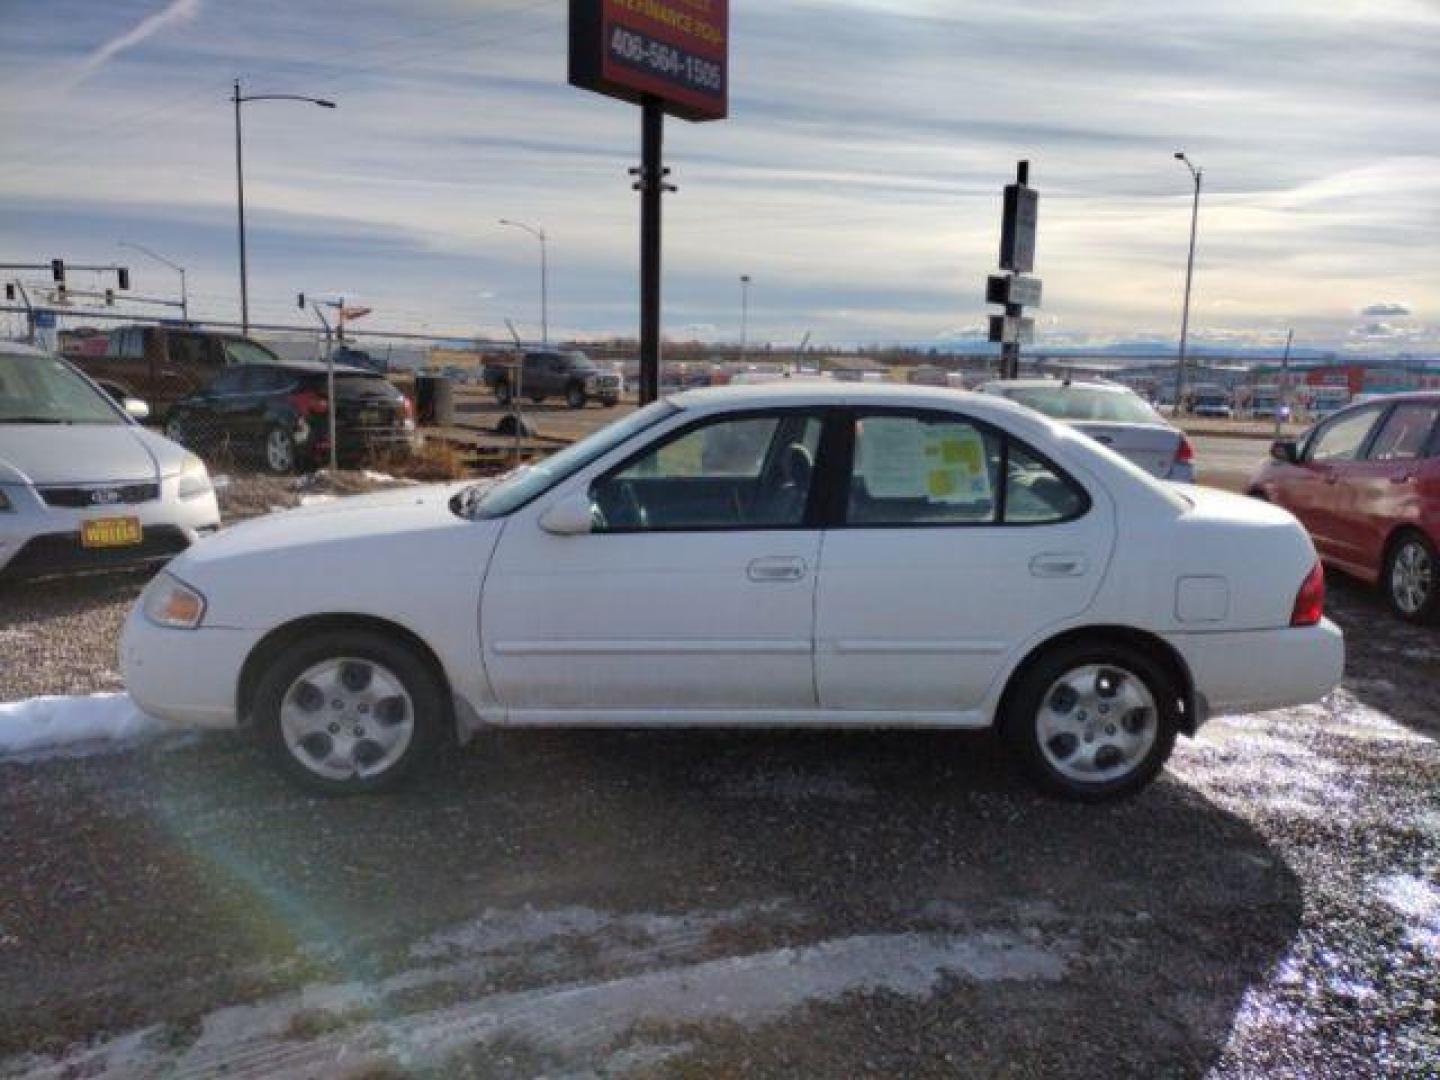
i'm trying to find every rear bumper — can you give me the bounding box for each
[1166,618,1344,718]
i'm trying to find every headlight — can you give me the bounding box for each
[142,572,207,629]
[177,453,213,500]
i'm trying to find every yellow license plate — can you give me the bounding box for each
[80,516,142,548]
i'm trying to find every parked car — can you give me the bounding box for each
[0,343,219,579]
[1248,392,1440,622]
[978,378,1195,482]
[1189,391,1234,420]
[70,325,284,415]
[483,350,623,408]
[163,362,417,474]
[123,383,1341,801]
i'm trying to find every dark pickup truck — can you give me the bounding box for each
[64,325,284,416]
[482,349,623,409]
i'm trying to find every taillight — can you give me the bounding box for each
[1175,435,1195,464]
[400,394,415,421]
[1291,560,1325,626]
[289,389,328,415]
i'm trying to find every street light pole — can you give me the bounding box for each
[739,274,751,360]
[499,219,548,346]
[1172,151,1202,417]
[232,79,336,336]
[119,241,188,322]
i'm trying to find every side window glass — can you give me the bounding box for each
[1307,408,1382,463]
[592,413,821,530]
[848,414,1000,525]
[1005,442,1087,524]
[1367,404,1440,462]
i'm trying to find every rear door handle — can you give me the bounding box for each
[1030,553,1088,578]
[747,556,807,583]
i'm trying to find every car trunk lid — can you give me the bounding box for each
[1069,421,1181,478]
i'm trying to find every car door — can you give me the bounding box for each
[1292,404,1388,561]
[480,407,826,715]
[1332,401,1440,576]
[814,408,1114,715]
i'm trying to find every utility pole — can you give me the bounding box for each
[498,219,549,346]
[1276,328,1294,437]
[1172,151,1203,416]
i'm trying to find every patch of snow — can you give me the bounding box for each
[296,493,337,507]
[1375,873,1440,957]
[0,693,172,758]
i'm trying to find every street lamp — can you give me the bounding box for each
[739,274,752,360]
[1172,150,1203,416]
[118,241,188,323]
[498,219,548,346]
[233,78,336,335]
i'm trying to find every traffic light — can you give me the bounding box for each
[51,259,65,284]
[117,266,130,290]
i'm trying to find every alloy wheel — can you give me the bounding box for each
[1035,664,1158,785]
[279,657,415,781]
[266,429,294,473]
[1391,540,1434,616]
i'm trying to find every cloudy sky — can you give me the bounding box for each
[1,0,1437,353]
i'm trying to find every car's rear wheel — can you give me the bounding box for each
[264,426,296,474]
[252,630,449,795]
[1384,532,1439,624]
[566,383,587,409]
[1002,641,1179,802]
[494,381,513,406]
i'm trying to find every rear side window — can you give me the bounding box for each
[1306,406,1385,462]
[1366,403,1440,461]
[846,412,1087,527]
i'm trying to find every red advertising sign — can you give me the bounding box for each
[570,0,729,122]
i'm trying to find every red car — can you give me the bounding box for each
[1248,391,1440,623]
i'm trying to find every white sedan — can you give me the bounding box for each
[122,383,1343,801]
[1,344,220,579]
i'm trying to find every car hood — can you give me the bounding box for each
[0,423,187,486]
[179,481,482,567]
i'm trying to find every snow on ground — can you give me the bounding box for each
[9,903,1071,1079]
[0,692,172,758]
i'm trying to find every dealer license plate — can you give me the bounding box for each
[80,516,142,548]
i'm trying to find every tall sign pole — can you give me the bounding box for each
[569,0,729,405]
[987,161,1040,379]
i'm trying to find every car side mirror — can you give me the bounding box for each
[538,492,595,536]
[1271,439,1298,464]
[122,398,151,421]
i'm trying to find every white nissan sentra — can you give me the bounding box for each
[122,383,1343,801]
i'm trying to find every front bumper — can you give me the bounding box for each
[0,480,220,579]
[120,602,261,728]
[1167,617,1344,718]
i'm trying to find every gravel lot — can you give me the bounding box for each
[1,464,1437,1078]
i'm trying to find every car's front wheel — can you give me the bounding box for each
[1002,641,1179,802]
[1384,532,1439,624]
[565,383,587,409]
[252,629,449,795]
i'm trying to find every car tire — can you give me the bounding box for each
[264,426,297,475]
[1383,532,1439,624]
[1001,640,1180,803]
[252,629,450,796]
[495,381,513,407]
[566,383,587,409]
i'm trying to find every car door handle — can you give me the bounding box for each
[1030,554,1087,578]
[747,557,807,583]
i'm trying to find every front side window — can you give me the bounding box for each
[846,411,1087,527]
[1366,403,1440,462]
[592,411,823,530]
[1306,406,1384,462]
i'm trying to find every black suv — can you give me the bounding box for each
[164,362,416,474]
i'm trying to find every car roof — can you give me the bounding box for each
[978,378,1133,394]
[668,380,1041,421]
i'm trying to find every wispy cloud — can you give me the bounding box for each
[64,0,201,90]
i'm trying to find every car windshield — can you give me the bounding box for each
[1004,386,1161,424]
[0,351,124,424]
[454,400,676,519]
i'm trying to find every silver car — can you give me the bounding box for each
[978,378,1195,482]
[0,343,221,579]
